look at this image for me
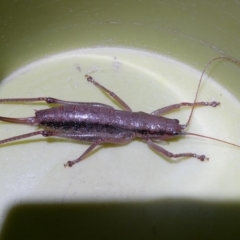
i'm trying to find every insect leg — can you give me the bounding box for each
[85,75,132,112]
[64,134,133,167]
[64,142,99,167]
[0,130,49,145]
[59,132,134,167]
[0,97,69,104]
[151,101,219,116]
[0,96,112,108]
[146,139,208,161]
[0,130,99,167]
[40,131,133,167]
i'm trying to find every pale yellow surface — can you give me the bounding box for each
[1,48,240,228]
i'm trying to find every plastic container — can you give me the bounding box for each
[1,1,240,239]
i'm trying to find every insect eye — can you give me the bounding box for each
[173,132,179,136]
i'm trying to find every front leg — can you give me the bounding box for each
[85,75,132,112]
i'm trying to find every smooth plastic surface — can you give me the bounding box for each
[1,1,240,239]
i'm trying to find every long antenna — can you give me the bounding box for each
[185,132,240,148]
[185,56,239,127]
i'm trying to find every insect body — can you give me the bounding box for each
[0,57,239,167]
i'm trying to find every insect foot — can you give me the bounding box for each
[196,155,209,161]
[63,142,100,167]
[64,161,75,167]
[208,101,220,107]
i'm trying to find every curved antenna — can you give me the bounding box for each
[185,56,240,128]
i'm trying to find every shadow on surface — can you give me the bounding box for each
[1,199,240,240]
